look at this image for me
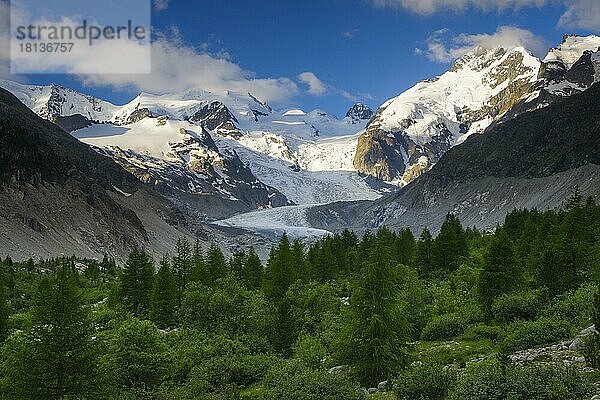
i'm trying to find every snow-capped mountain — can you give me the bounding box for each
[354,34,600,185]
[0,79,382,218]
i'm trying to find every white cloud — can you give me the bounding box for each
[0,3,300,103]
[417,26,551,63]
[371,0,549,15]
[296,71,370,101]
[153,0,169,11]
[558,0,600,31]
[297,71,328,96]
[342,29,358,39]
[74,37,300,103]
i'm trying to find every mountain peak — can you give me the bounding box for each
[345,103,373,123]
[544,34,600,69]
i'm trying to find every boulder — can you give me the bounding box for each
[327,365,348,375]
[569,325,597,351]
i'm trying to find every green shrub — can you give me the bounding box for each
[162,330,253,383]
[393,363,457,400]
[583,333,600,368]
[449,358,591,399]
[261,360,365,400]
[186,354,282,394]
[500,316,572,353]
[292,334,327,370]
[456,301,486,325]
[541,284,596,330]
[491,290,543,322]
[421,313,466,341]
[460,324,503,342]
[6,312,29,332]
[180,278,275,340]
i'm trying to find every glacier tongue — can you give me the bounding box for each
[214,205,332,240]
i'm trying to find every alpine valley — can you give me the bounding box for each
[1,34,600,258]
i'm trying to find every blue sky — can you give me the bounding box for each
[9,0,600,117]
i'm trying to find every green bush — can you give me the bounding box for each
[162,330,253,384]
[449,358,591,400]
[491,290,543,322]
[460,324,503,342]
[500,316,572,353]
[261,360,365,400]
[421,313,466,341]
[292,334,327,370]
[186,354,282,394]
[456,300,486,325]
[541,284,596,330]
[180,278,276,341]
[583,333,600,368]
[393,363,457,400]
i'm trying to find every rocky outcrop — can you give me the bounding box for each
[189,101,243,139]
[345,103,373,124]
[55,114,93,132]
[125,107,153,125]
[354,115,452,182]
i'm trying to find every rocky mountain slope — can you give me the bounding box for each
[0,87,208,261]
[354,34,600,185]
[309,80,600,234]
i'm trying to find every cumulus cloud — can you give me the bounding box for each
[74,37,300,103]
[297,71,328,96]
[558,0,600,31]
[417,26,551,63]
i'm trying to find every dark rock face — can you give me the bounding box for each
[565,51,596,87]
[538,61,568,82]
[55,114,93,132]
[125,108,153,125]
[189,101,242,139]
[505,49,599,120]
[345,103,373,123]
